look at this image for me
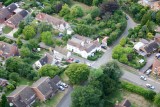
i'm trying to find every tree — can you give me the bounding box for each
[16,37,23,48]
[38,22,52,33]
[70,6,83,18]
[38,64,60,78]
[141,11,151,25]
[28,39,39,50]
[147,32,153,39]
[20,46,31,58]
[156,11,160,24]
[9,72,20,82]
[102,61,122,82]
[71,86,102,107]
[89,68,103,81]
[0,67,8,79]
[23,25,36,40]
[1,94,10,107]
[154,93,160,107]
[65,63,90,84]
[91,6,100,19]
[59,4,70,17]
[119,37,127,47]
[41,31,53,45]
[19,21,25,29]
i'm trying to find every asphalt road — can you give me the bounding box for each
[122,70,160,93]
[57,14,138,107]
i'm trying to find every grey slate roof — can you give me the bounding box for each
[144,41,159,53]
[19,10,28,17]
[7,3,17,12]
[39,55,48,66]
[51,75,61,84]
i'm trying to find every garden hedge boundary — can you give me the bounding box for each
[122,81,156,101]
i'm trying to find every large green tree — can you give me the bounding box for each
[1,94,9,107]
[20,46,31,58]
[154,93,160,107]
[71,86,102,107]
[70,6,83,18]
[38,64,60,78]
[23,25,36,40]
[59,4,70,17]
[65,63,90,84]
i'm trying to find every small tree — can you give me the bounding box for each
[1,94,10,107]
[38,64,60,78]
[91,6,100,18]
[9,72,20,82]
[59,4,70,17]
[41,31,53,45]
[20,46,31,58]
[70,6,83,18]
[16,37,23,48]
[23,25,36,40]
[65,63,90,84]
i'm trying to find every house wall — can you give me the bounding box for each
[35,61,42,69]
[67,44,101,59]
[31,87,46,101]
[5,21,16,28]
[155,37,160,43]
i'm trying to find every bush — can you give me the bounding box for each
[122,81,156,101]
[87,51,103,61]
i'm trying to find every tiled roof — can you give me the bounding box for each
[144,41,159,53]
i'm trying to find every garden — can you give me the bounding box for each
[112,37,146,69]
[87,51,103,61]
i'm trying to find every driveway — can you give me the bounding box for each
[140,54,155,73]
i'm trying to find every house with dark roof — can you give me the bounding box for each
[0,41,19,59]
[34,53,53,69]
[140,41,159,55]
[5,10,28,28]
[115,99,131,107]
[31,77,58,101]
[36,13,73,35]
[51,75,61,85]
[7,85,37,107]
[0,3,17,23]
[67,35,101,58]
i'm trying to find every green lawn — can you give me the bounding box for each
[37,91,66,107]
[2,26,13,34]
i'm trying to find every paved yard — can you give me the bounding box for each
[140,54,155,73]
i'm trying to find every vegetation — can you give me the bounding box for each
[87,51,103,61]
[2,26,13,34]
[65,63,90,85]
[71,61,122,107]
[122,81,156,101]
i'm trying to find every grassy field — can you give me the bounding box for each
[2,26,13,34]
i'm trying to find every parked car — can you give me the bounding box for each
[146,84,155,90]
[140,76,147,81]
[59,82,68,88]
[75,60,80,63]
[58,85,65,91]
[126,16,129,20]
[101,46,107,49]
[146,69,152,75]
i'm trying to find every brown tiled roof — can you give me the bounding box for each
[0,41,19,58]
[54,46,69,56]
[36,13,67,26]
[152,58,160,75]
[6,10,28,26]
[0,8,11,19]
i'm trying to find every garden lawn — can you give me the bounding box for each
[2,26,13,34]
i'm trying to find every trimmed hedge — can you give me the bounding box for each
[122,81,156,101]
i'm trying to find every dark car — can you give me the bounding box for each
[126,16,129,20]
[101,46,107,49]
[75,60,80,63]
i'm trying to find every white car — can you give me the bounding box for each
[146,84,155,90]
[146,69,152,75]
[59,82,68,88]
[58,85,65,91]
[140,76,147,81]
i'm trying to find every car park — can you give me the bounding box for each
[140,76,147,81]
[146,84,155,90]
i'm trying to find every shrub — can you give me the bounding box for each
[122,81,156,101]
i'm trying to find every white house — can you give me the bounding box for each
[67,35,101,58]
[36,13,73,35]
[54,46,71,61]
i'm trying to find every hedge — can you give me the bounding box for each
[122,81,156,101]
